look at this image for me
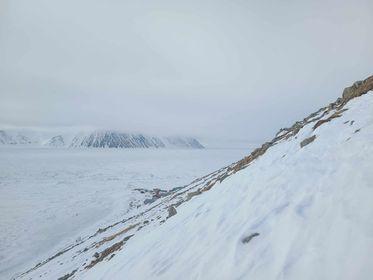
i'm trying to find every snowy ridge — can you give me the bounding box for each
[12,77,373,280]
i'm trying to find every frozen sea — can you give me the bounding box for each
[0,147,251,279]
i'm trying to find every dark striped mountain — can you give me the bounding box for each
[69,131,204,149]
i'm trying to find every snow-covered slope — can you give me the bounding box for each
[70,131,204,149]
[11,77,373,280]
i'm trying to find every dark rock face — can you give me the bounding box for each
[342,75,373,101]
[71,131,165,148]
[300,135,316,148]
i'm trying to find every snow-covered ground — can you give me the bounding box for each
[0,147,251,279]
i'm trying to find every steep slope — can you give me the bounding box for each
[13,76,373,280]
[70,131,204,149]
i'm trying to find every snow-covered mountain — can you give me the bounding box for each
[10,75,373,280]
[44,135,65,147]
[0,130,38,145]
[163,136,204,149]
[70,131,204,149]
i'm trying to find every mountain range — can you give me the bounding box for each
[0,130,204,149]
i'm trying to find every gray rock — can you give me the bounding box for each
[168,206,177,218]
[300,135,316,148]
[242,233,260,244]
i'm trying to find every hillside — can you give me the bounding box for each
[12,75,373,280]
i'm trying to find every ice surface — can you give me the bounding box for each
[0,148,249,279]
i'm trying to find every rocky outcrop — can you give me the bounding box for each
[312,109,347,130]
[342,75,373,102]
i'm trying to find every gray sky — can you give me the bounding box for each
[1,0,372,144]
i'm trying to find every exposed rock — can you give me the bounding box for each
[136,187,177,205]
[86,235,133,269]
[313,109,347,130]
[300,135,316,148]
[168,206,177,218]
[186,189,202,201]
[57,269,77,280]
[342,75,373,101]
[242,233,260,244]
[96,223,139,248]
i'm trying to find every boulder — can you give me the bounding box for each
[300,135,316,148]
[168,206,177,218]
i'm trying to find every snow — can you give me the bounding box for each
[0,148,249,279]
[79,92,373,279]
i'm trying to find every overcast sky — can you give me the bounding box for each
[0,0,372,145]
